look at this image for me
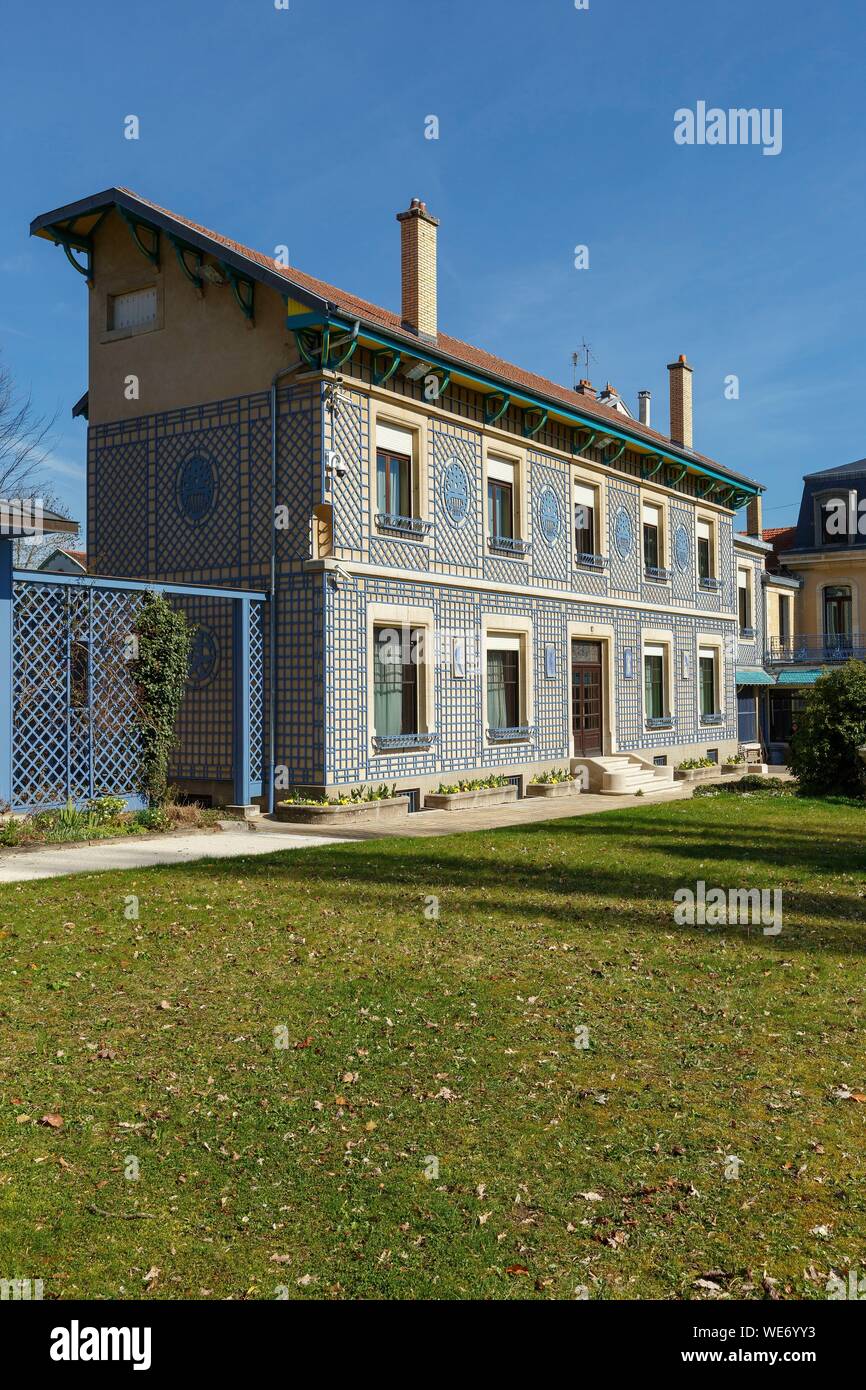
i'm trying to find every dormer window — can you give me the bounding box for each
[820,497,847,546]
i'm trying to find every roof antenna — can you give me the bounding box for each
[572,339,595,386]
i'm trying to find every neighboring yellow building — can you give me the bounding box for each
[762,458,866,761]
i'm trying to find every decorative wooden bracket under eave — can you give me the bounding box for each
[168,234,203,291]
[294,319,359,370]
[222,264,255,322]
[571,427,596,455]
[522,405,548,438]
[606,442,628,467]
[484,392,511,426]
[666,463,687,487]
[641,453,665,480]
[54,231,92,283]
[118,207,160,268]
[372,348,402,386]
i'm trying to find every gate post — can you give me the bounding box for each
[228,596,258,818]
[0,540,13,810]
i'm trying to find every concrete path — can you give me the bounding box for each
[0,828,348,883]
[1,769,787,881]
[251,782,695,840]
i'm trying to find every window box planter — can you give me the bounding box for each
[375,513,432,539]
[644,566,671,583]
[700,712,725,726]
[575,552,606,571]
[275,796,410,825]
[487,535,530,557]
[699,576,723,591]
[372,732,438,753]
[739,627,756,640]
[526,779,580,799]
[424,784,518,812]
[645,716,674,731]
[487,725,533,743]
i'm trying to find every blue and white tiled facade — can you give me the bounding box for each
[86,369,749,798]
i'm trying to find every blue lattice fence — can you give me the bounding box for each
[6,569,267,812]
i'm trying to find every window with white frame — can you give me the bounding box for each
[737,568,752,633]
[486,634,523,731]
[373,625,421,739]
[778,593,790,644]
[697,519,715,581]
[108,287,157,333]
[642,502,664,573]
[574,481,599,560]
[487,456,516,544]
[698,646,719,719]
[376,423,416,524]
[643,643,668,722]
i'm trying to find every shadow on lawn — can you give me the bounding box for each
[176,802,866,955]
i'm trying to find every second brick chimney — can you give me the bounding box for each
[667,354,693,450]
[397,198,439,341]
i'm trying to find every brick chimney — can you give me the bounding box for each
[746,494,763,537]
[638,390,651,428]
[396,198,439,341]
[667,354,693,449]
[573,378,596,398]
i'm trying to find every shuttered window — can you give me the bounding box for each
[109,287,157,332]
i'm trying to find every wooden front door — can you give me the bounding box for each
[572,640,604,756]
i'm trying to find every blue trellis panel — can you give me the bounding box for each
[8,573,266,812]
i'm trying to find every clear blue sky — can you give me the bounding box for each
[2,0,864,537]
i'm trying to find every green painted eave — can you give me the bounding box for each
[324,316,762,499]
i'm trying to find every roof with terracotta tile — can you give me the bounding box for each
[762,526,797,550]
[32,187,762,490]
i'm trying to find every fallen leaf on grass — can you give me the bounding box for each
[505,1264,530,1277]
[39,1114,63,1129]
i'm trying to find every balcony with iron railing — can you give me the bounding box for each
[765,634,866,664]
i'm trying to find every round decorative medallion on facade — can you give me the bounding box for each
[440,457,470,528]
[537,485,562,546]
[188,626,219,688]
[176,455,219,523]
[674,524,690,572]
[614,505,633,560]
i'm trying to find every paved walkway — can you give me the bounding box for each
[1,769,789,881]
[248,782,694,840]
[0,828,348,883]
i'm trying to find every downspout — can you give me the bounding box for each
[268,363,296,814]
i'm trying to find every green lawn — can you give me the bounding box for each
[1,793,865,1301]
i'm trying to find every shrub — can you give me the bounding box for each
[88,795,128,824]
[132,594,194,807]
[531,768,573,785]
[694,775,794,798]
[135,806,171,832]
[788,661,866,798]
[677,757,715,771]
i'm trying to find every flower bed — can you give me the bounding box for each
[275,784,409,825]
[526,767,579,798]
[275,797,410,825]
[0,795,220,848]
[424,776,517,812]
[526,779,579,799]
